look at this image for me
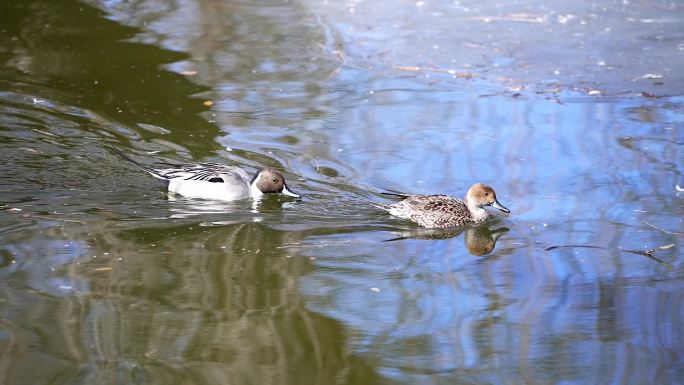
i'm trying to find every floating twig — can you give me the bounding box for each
[545,243,674,268]
[545,244,604,251]
[642,221,684,236]
[394,65,476,79]
[468,14,548,24]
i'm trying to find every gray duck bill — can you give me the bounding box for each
[281,184,300,198]
[491,199,510,213]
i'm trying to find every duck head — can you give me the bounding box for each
[465,183,510,214]
[251,168,300,198]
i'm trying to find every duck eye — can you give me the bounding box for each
[272,178,278,183]
[484,192,489,196]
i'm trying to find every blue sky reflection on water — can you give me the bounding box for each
[293,81,683,382]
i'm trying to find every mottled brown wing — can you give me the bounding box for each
[403,195,469,228]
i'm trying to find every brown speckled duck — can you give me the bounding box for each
[376,183,510,228]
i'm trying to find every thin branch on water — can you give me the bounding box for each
[394,65,476,78]
[26,214,86,224]
[642,221,684,236]
[545,243,674,268]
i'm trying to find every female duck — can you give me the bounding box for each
[112,147,299,201]
[377,183,509,228]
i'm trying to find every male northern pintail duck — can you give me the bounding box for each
[376,183,509,228]
[112,147,300,201]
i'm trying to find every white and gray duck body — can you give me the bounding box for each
[112,148,299,201]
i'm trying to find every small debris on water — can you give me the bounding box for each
[557,14,575,24]
[641,73,663,79]
[137,123,171,135]
[203,100,214,107]
[370,287,381,292]
[641,91,662,98]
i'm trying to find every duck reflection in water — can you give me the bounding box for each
[384,225,509,256]
[165,193,297,220]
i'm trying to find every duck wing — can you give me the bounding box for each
[401,194,462,211]
[156,163,250,184]
[392,195,470,228]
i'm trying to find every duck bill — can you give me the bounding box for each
[281,184,300,199]
[491,199,510,214]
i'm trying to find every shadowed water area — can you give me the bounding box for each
[0,0,683,384]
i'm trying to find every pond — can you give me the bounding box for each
[0,0,682,384]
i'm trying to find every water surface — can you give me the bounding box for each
[0,0,682,384]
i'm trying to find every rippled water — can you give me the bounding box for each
[0,0,683,384]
